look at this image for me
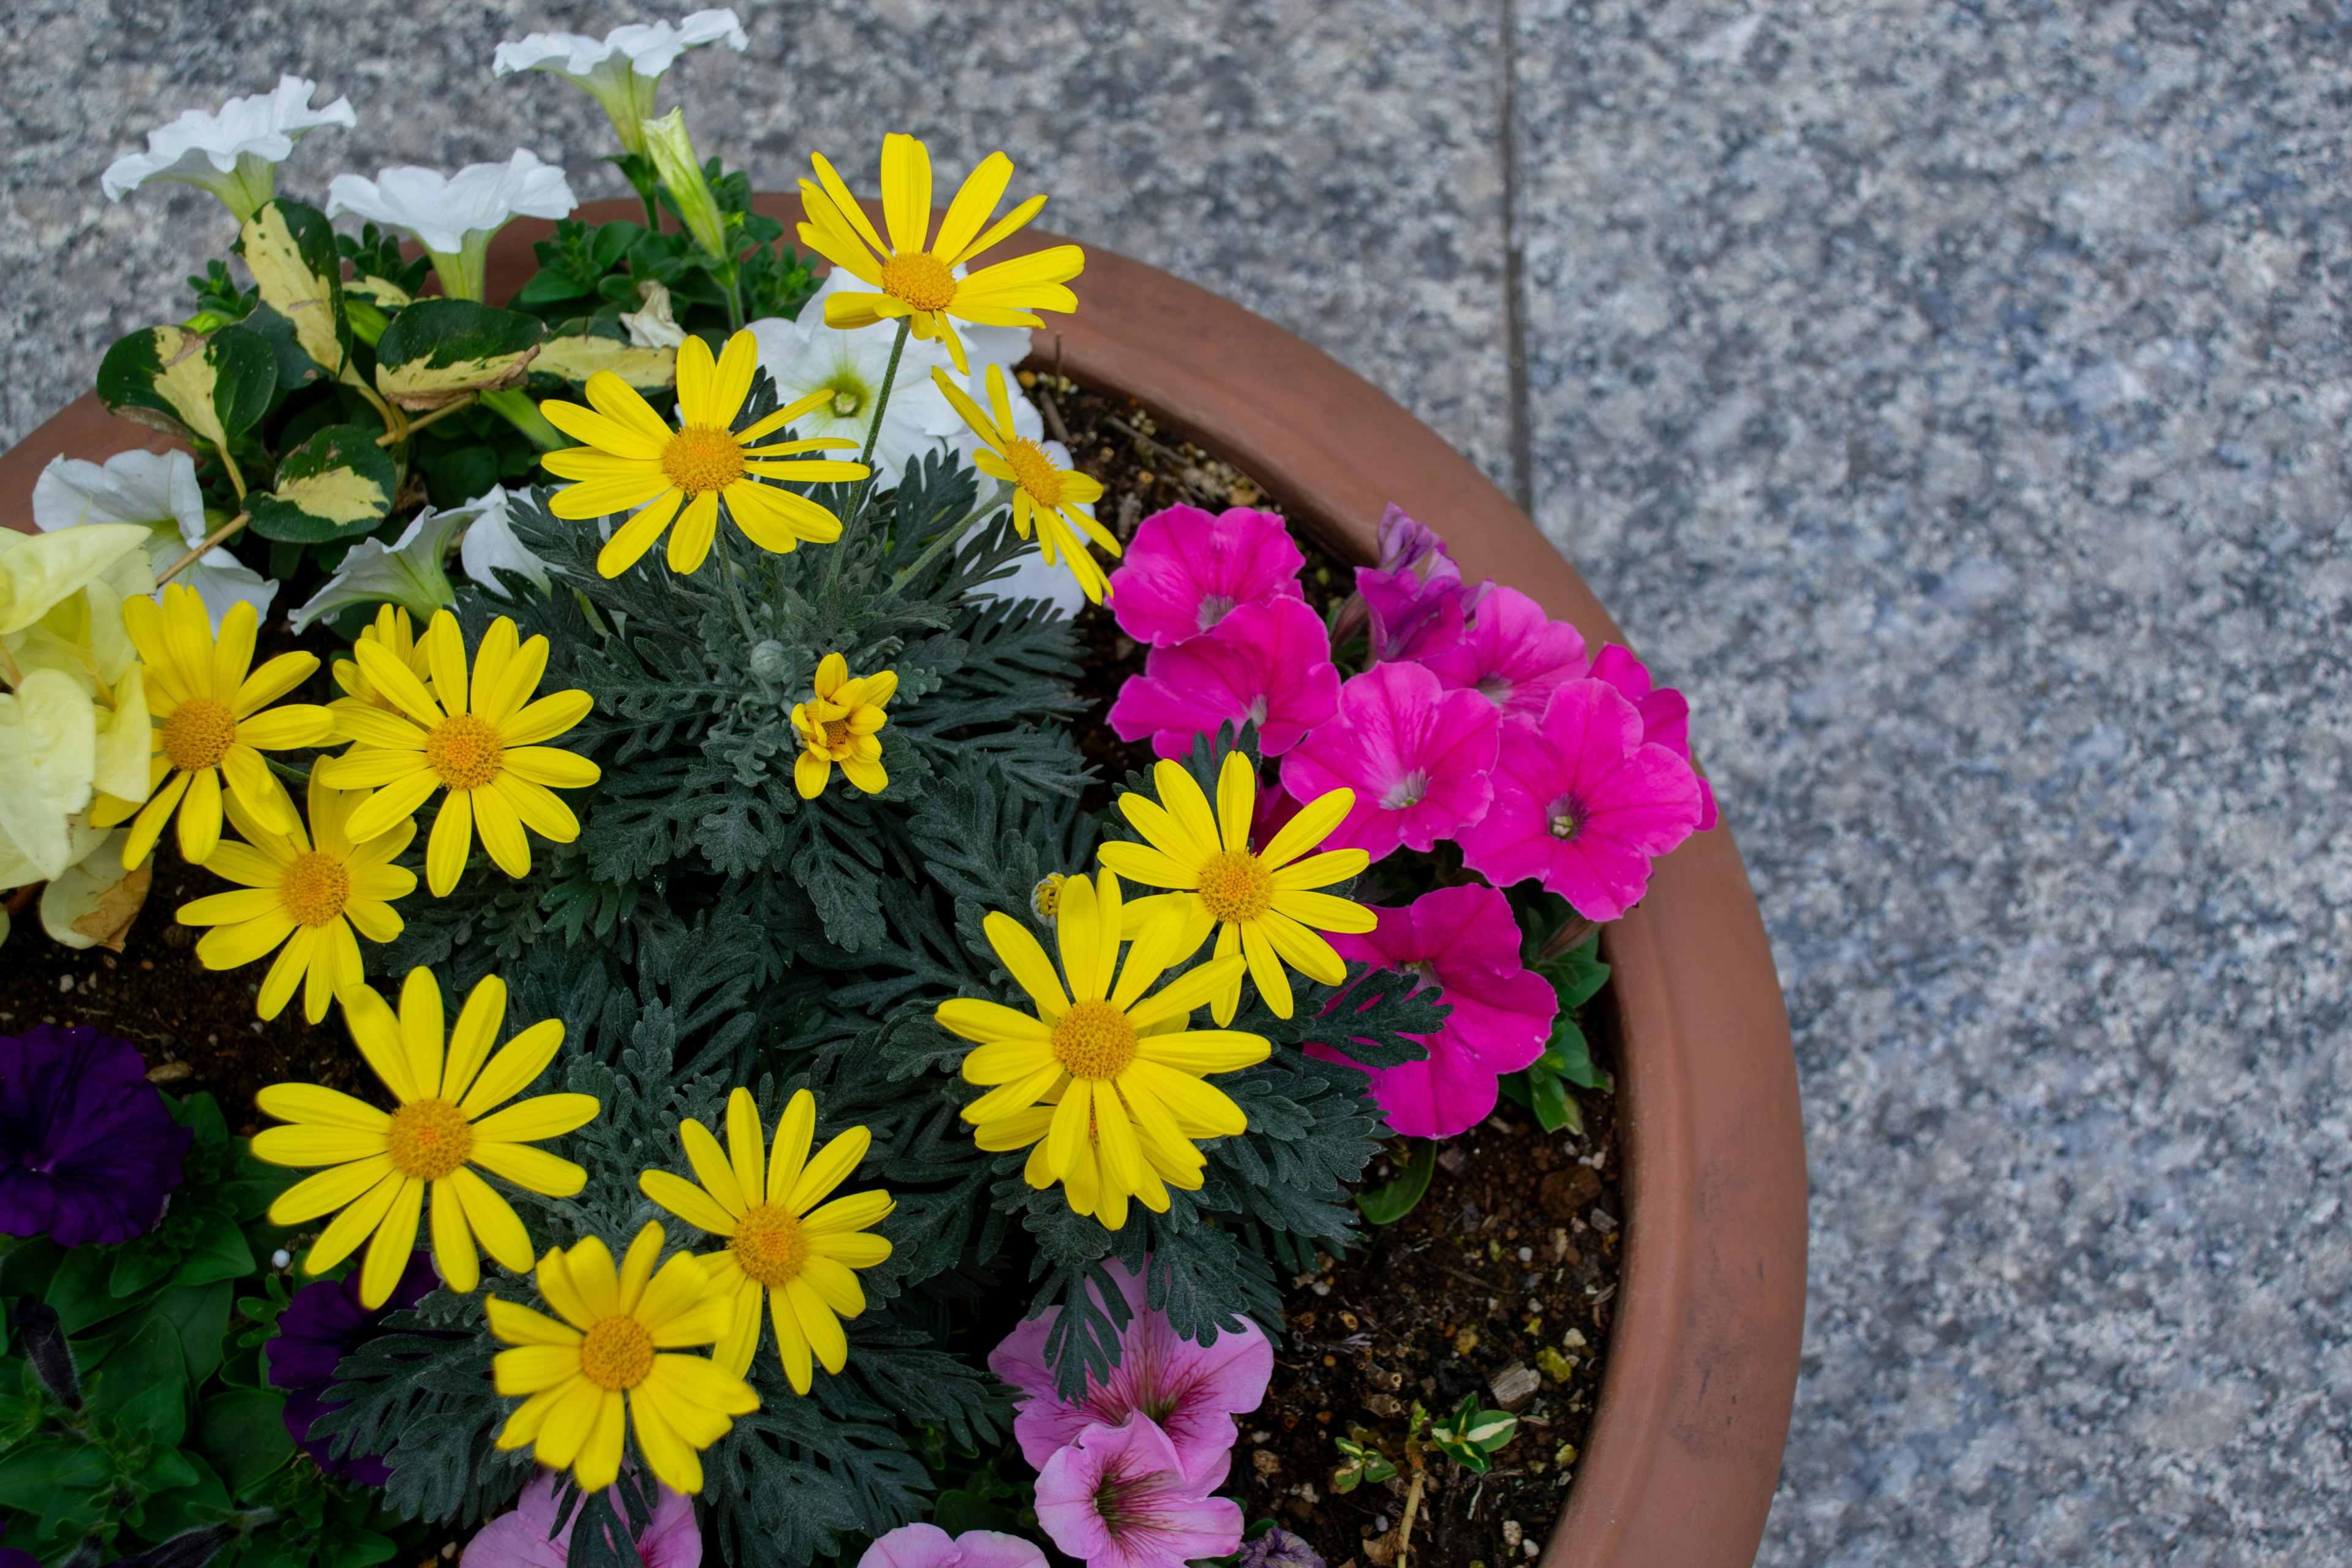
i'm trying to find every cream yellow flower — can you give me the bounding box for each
[798,132,1084,374]
[932,365,1121,603]
[316,610,599,896]
[790,653,896,799]
[539,330,870,578]
[176,772,417,1023]
[92,584,334,867]
[937,868,1268,1228]
[489,1224,758,1494]
[328,603,431,731]
[1102,752,1374,1024]
[253,967,599,1306]
[638,1087,895,1395]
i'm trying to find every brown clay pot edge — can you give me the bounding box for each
[0,195,1805,1568]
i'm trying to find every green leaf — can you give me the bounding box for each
[132,1451,231,1540]
[238,199,350,388]
[930,1489,1017,1534]
[148,1279,236,1384]
[0,1442,111,1513]
[374,299,545,410]
[195,1387,296,1497]
[1354,1140,1436,1224]
[1534,938,1610,1012]
[96,324,275,448]
[88,1313,190,1446]
[109,1231,182,1298]
[172,1208,256,1287]
[247,426,398,543]
[530,335,677,391]
[47,1242,143,1333]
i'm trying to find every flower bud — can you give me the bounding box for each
[639,110,729,264]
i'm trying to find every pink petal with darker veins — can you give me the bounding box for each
[1035,1416,1243,1568]
[1281,661,1499,861]
[1107,503,1305,648]
[1108,595,1337,760]
[857,1526,1046,1568]
[1419,584,1589,724]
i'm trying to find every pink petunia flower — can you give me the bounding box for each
[1108,595,1339,760]
[857,1526,1046,1568]
[989,1257,1273,1485]
[1107,504,1305,648]
[461,1471,700,1568]
[1035,1415,1243,1568]
[1354,504,1487,663]
[1280,661,1499,861]
[1308,884,1558,1139]
[1458,679,1703,921]
[1418,585,1589,725]
[1589,644,1718,831]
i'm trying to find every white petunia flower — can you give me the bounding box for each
[494,9,748,155]
[458,486,556,597]
[748,284,961,490]
[289,505,467,632]
[31,449,277,632]
[100,75,355,221]
[326,150,576,301]
[968,439,1091,620]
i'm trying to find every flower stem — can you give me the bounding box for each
[712,520,762,652]
[889,488,1006,593]
[824,317,913,598]
[1538,914,1599,960]
[157,511,251,586]
[376,395,476,447]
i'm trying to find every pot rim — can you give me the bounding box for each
[0,194,1804,1568]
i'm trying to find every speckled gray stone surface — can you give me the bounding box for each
[6,2,2348,1563]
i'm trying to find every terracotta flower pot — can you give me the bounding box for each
[0,195,1805,1568]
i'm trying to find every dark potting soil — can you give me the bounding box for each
[4,374,1625,1568]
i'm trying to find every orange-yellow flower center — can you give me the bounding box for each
[1003,438,1065,507]
[424,712,505,791]
[578,1314,656,1390]
[1051,1000,1139,1082]
[280,850,352,927]
[662,423,747,495]
[879,250,959,313]
[822,718,850,748]
[1030,873,1067,921]
[1196,850,1273,924]
[386,1098,473,1181]
[162,698,236,772]
[729,1203,810,1288]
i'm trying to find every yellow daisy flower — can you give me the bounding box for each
[937,868,1269,1226]
[176,772,418,1024]
[790,653,897,799]
[328,604,431,731]
[91,584,334,868]
[1030,872,1068,922]
[252,967,600,1307]
[539,331,871,579]
[798,132,1085,374]
[932,365,1122,603]
[972,1072,1216,1232]
[316,610,600,897]
[1101,752,1376,1024]
[489,1223,758,1495]
[638,1087,895,1395]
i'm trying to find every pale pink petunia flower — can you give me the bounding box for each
[1280,661,1500,861]
[1417,584,1589,725]
[856,1525,1047,1568]
[1107,504,1305,648]
[1107,595,1339,760]
[1458,679,1703,921]
[989,1257,1273,1485]
[1035,1415,1243,1568]
[460,1471,700,1568]
[1589,644,1718,831]
[1308,884,1558,1139]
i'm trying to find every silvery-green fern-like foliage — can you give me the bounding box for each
[323,372,1436,1568]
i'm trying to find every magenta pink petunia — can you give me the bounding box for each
[857,1526,1046,1568]
[1419,584,1589,725]
[1280,661,1499,861]
[1035,1415,1243,1568]
[1107,504,1305,648]
[1589,644,1717,831]
[1458,679,1704,921]
[1308,884,1558,1138]
[1107,594,1339,760]
[989,1257,1272,1484]
[460,1471,701,1568]
[1355,504,1483,663]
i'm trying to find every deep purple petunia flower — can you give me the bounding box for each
[0,1024,191,1246]
[269,1250,437,1485]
